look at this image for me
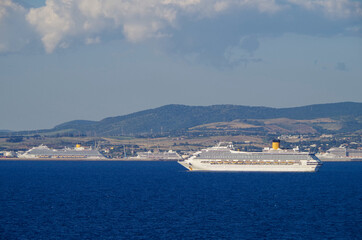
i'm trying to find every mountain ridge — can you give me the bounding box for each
[52,102,362,136]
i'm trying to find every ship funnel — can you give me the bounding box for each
[272,140,280,150]
[76,144,81,148]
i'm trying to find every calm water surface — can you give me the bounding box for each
[1,161,361,239]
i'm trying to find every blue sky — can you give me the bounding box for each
[0,0,361,130]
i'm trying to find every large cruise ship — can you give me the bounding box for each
[18,144,106,160]
[178,140,322,172]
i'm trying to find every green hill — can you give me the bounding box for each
[52,102,362,136]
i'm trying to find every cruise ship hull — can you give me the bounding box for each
[178,160,321,172]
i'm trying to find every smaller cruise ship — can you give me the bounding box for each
[18,144,106,160]
[317,147,362,161]
[132,150,181,160]
[178,140,322,172]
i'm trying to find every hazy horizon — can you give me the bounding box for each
[1,0,361,130]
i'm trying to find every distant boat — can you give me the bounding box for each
[18,144,106,160]
[178,140,322,172]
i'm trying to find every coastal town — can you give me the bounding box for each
[1,132,361,162]
[1,103,361,162]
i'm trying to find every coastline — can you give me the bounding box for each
[0,157,179,161]
[1,158,361,162]
[319,158,362,162]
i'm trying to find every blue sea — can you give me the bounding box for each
[1,161,361,240]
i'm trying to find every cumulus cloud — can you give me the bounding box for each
[0,0,361,54]
[25,0,183,52]
[287,0,362,18]
[0,0,33,53]
[85,36,100,45]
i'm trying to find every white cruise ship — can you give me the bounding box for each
[316,147,362,161]
[132,150,181,160]
[178,140,322,172]
[18,144,106,160]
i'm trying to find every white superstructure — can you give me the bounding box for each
[316,147,362,161]
[178,141,322,172]
[132,150,181,160]
[18,145,106,159]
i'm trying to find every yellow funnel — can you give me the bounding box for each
[272,140,280,150]
[76,144,81,148]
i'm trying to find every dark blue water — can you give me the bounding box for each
[1,161,361,240]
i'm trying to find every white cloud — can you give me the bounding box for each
[26,0,182,52]
[23,0,287,53]
[0,0,32,53]
[287,0,362,18]
[27,1,74,53]
[238,0,282,13]
[85,36,100,45]
[0,0,361,53]
[214,1,229,12]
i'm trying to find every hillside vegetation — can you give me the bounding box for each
[50,102,362,136]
